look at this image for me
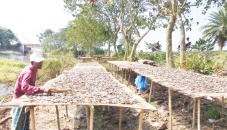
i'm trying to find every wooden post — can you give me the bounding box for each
[222,97,225,118]
[138,109,144,130]
[30,106,35,130]
[148,81,154,103]
[119,107,123,130]
[121,68,124,83]
[168,88,172,130]
[65,105,68,117]
[90,105,94,130]
[127,69,131,86]
[117,67,119,79]
[85,106,90,129]
[124,69,127,81]
[55,105,61,130]
[192,98,196,128]
[198,98,201,130]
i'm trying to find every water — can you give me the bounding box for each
[0,52,29,63]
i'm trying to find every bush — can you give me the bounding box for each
[137,51,166,64]
[0,58,26,83]
[36,52,76,84]
[205,107,221,120]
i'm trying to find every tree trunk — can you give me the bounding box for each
[177,13,186,67]
[108,41,111,56]
[166,0,177,67]
[128,29,150,61]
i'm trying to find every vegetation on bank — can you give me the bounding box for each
[0,58,26,83]
[136,51,227,75]
[0,52,77,86]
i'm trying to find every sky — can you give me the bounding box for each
[0,0,74,44]
[0,0,225,51]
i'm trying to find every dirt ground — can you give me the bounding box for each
[1,66,227,130]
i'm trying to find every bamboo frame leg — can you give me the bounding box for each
[117,67,119,79]
[30,106,35,130]
[124,69,127,82]
[198,98,201,130]
[119,107,123,130]
[121,68,124,83]
[65,105,68,117]
[222,97,225,118]
[168,88,172,130]
[148,81,154,103]
[192,98,196,128]
[127,69,131,86]
[138,109,144,130]
[86,106,89,129]
[55,105,61,130]
[90,106,94,130]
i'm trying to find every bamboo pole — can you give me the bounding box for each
[86,106,89,129]
[198,98,201,130]
[121,68,124,83]
[222,97,225,118]
[124,69,127,81]
[192,98,196,128]
[138,109,144,130]
[65,105,68,117]
[90,105,94,130]
[127,69,131,86]
[30,106,35,130]
[168,88,172,130]
[148,81,154,103]
[119,107,123,130]
[55,105,61,130]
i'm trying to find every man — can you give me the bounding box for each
[11,52,54,130]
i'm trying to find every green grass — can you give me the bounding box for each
[0,58,27,83]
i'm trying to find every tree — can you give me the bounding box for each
[200,9,227,51]
[65,18,111,56]
[193,38,215,51]
[0,27,19,49]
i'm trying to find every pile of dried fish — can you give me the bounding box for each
[109,61,227,98]
[28,62,140,105]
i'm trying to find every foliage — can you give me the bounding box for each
[200,9,227,50]
[65,18,111,56]
[137,51,166,64]
[0,27,20,48]
[192,38,215,51]
[0,58,26,83]
[36,52,77,84]
[176,52,216,75]
[205,107,221,120]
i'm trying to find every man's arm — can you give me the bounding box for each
[21,73,45,95]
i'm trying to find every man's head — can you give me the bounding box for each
[30,52,45,69]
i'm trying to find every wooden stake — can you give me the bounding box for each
[138,109,144,130]
[121,68,124,83]
[55,105,61,130]
[119,107,123,130]
[222,97,225,118]
[192,98,196,128]
[90,105,94,130]
[148,81,154,103]
[168,88,172,130]
[30,106,35,130]
[65,105,68,117]
[85,106,89,129]
[198,98,201,130]
[124,69,127,81]
[127,69,131,86]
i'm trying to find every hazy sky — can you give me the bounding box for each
[0,0,224,51]
[0,0,73,44]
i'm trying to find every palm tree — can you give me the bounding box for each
[200,9,227,51]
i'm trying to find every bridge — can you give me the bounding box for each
[21,43,42,55]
